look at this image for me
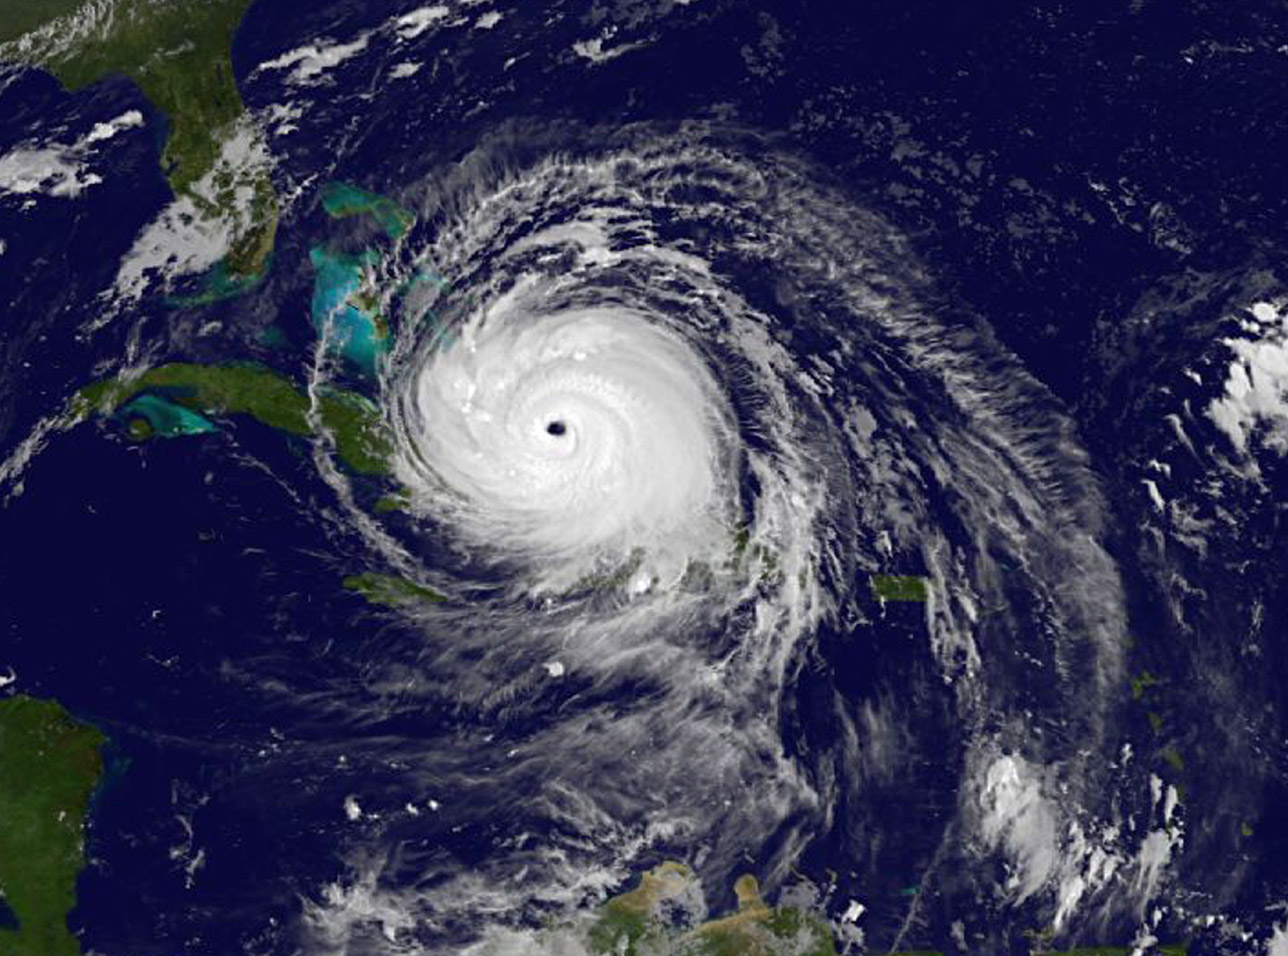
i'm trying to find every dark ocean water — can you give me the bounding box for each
[3,1,1288,954]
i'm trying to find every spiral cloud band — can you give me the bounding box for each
[405,297,734,592]
[303,123,1144,954]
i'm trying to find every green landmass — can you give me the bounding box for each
[0,695,105,956]
[1033,948,1186,956]
[168,255,274,309]
[1030,942,1187,955]
[309,246,389,372]
[342,572,446,608]
[571,549,645,594]
[125,416,154,442]
[0,0,88,45]
[588,863,836,956]
[0,0,277,278]
[77,362,392,475]
[1130,670,1159,700]
[870,574,929,602]
[373,494,409,514]
[321,181,416,240]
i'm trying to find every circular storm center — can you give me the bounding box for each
[397,306,739,591]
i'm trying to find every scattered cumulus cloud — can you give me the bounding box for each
[389,62,422,79]
[572,34,646,64]
[977,754,1061,903]
[0,110,143,200]
[257,34,372,84]
[111,120,273,303]
[1208,297,1288,463]
[396,4,451,39]
[1268,920,1288,956]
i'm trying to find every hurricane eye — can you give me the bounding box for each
[546,420,567,436]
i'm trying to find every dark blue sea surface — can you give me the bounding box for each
[3,1,1288,954]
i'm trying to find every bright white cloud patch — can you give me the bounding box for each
[389,61,422,79]
[571,35,645,64]
[85,110,145,143]
[974,753,1134,928]
[403,293,734,592]
[1208,297,1288,460]
[258,34,371,84]
[395,4,450,39]
[111,120,273,302]
[0,148,96,197]
[1268,920,1288,956]
[0,109,143,200]
[978,755,1061,902]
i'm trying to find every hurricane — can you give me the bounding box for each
[8,0,1288,950]
[253,120,1155,954]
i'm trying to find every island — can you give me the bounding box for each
[588,862,837,956]
[320,181,415,241]
[310,247,390,373]
[869,574,929,602]
[77,362,392,475]
[0,0,278,279]
[342,572,446,608]
[0,695,105,956]
[308,182,418,373]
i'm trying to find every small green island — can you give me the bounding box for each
[870,574,929,602]
[0,0,277,279]
[588,863,836,956]
[320,181,415,241]
[307,182,419,373]
[0,695,105,956]
[342,572,446,608]
[77,362,392,475]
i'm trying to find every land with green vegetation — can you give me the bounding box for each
[321,181,416,240]
[309,246,389,372]
[0,0,89,47]
[588,863,836,956]
[78,362,392,475]
[1032,947,1187,956]
[1023,930,1189,956]
[342,572,446,608]
[1126,668,1188,798]
[1130,670,1160,700]
[870,574,929,602]
[0,0,277,277]
[0,695,105,956]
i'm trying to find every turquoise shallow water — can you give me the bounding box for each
[121,394,218,437]
[308,245,386,372]
[320,181,414,240]
[4,0,1288,950]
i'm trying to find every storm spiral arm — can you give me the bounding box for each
[305,123,1141,953]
